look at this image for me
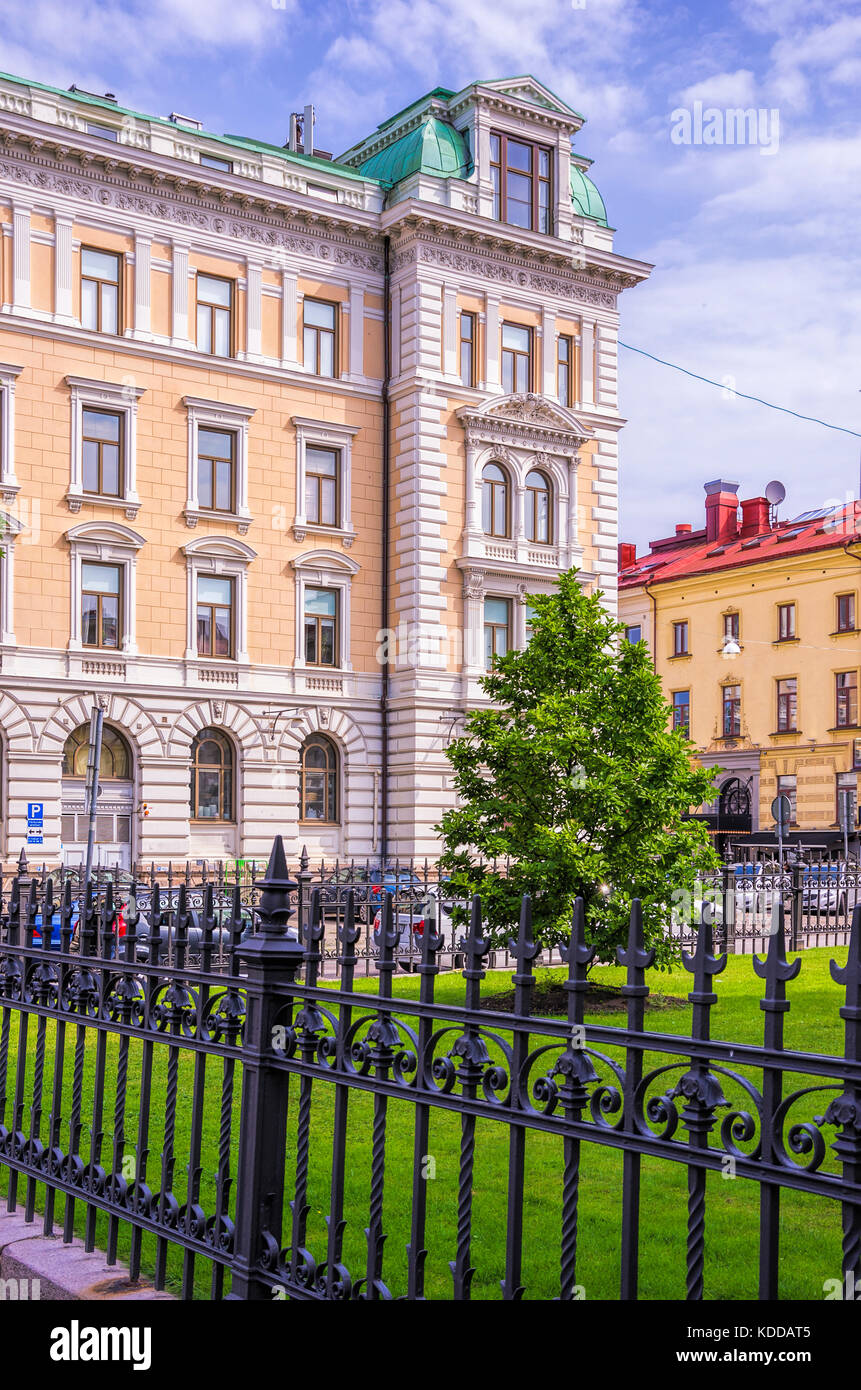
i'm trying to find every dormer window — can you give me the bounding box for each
[489,132,552,234]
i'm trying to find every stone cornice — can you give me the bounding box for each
[391,234,628,308]
[0,138,384,269]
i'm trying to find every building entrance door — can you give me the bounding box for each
[60,723,134,870]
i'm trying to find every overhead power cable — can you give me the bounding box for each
[618,341,861,440]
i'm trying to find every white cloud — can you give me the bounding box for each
[678,69,758,109]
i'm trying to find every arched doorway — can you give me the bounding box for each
[61,723,134,869]
[718,777,752,845]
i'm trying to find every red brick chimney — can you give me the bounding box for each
[618,541,636,571]
[739,496,770,538]
[704,480,740,543]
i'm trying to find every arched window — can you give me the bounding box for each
[481,462,510,538]
[63,724,132,780]
[525,470,552,544]
[191,728,234,821]
[299,735,338,823]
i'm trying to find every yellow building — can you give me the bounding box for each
[619,480,861,846]
[0,71,650,866]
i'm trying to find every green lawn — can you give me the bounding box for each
[0,944,853,1300]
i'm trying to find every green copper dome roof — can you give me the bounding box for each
[357,118,472,185]
[570,164,608,225]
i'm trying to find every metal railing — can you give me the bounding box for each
[0,835,860,1300]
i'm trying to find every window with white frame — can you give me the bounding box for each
[65,376,145,519]
[182,536,257,664]
[291,417,359,544]
[291,550,360,671]
[0,508,23,644]
[0,364,23,504]
[66,520,146,654]
[183,396,255,532]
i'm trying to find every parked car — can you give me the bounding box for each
[372,887,453,959]
[319,866,426,923]
[801,865,855,916]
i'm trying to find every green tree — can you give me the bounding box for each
[437,571,718,965]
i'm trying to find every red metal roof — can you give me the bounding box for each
[619,501,861,589]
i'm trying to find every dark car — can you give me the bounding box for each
[318,866,425,923]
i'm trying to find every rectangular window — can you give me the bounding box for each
[524,603,536,643]
[673,621,689,657]
[196,274,233,357]
[557,335,572,406]
[86,122,118,142]
[777,677,797,732]
[303,299,337,377]
[196,575,233,658]
[672,690,690,735]
[624,625,642,644]
[81,248,121,334]
[777,774,797,824]
[837,593,856,632]
[723,612,740,641]
[778,602,796,640]
[854,738,861,771]
[197,428,235,513]
[723,684,741,737]
[304,587,338,666]
[489,131,553,234]
[305,446,340,527]
[81,562,121,649]
[501,323,532,394]
[836,671,859,727]
[837,772,857,831]
[459,311,476,387]
[82,408,123,496]
[484,597,511,670]
[200,153,233,172]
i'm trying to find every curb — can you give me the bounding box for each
[0,1210,175,1300]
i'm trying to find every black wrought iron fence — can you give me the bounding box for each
[0,834,860,1301]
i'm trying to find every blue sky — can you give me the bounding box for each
[2,0,859,547]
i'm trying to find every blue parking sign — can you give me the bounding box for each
[27,802,44,822]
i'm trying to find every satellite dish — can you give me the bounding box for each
[765,480,786,506]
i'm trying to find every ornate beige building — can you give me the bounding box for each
[0,71,649,866]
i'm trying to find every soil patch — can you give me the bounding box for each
[483,980,689,1016]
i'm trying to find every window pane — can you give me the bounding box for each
[83,409,120,442]
[305,474,319,523]
[101,596,119,648]
[197,304,211,352]
[484,598,509,624]
[303,325,316,366]
[494,487,506,536]
[197,607,211,654]
[303,771,325,818]
[198,575,232,606]
[506,140,531,172]
[81,277,98,330]
[318,332,335,377]
[214,307,230,357]
[82,563,120,594]
[305,588,337,617]
[501,355,514,393]
[198,457,213,509]
[101,283,118,333]
[320,477,337,525]
[307,446,338,477]
[304,299,336,330]
[196,770,221,818]
[215,459,232,511]
[304,618,317,664]
[502,323,531,352]
[82,440,100,491]
[214,607,231,655]
[101,444,120,494]
[515,355,528,392]
[198,275,231,307]
[199,428,233,460]
[82,593,98,645]
[82,248,119,281]
[319,619,336,665]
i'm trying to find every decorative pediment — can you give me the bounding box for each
[457,394,591,456]
[475,77,583,126]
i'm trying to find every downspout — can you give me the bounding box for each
[646,578,658,672]
[380,232,391,863]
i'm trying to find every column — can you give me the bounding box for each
[54,215,74,322]
[485,294,500,389]
[172,241,190,346]
[442,284,458,377]
[542,307,556,397]
[134,233,151,334]
[281,269,298,367]
[245,261,263,358]
[580,321,595,405]
[348,282,364,378]
[12,204,31,311]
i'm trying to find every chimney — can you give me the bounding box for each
[704,480,740,543]
[739,496,770,538]
[675,522,692,537]
[618,541,636,571]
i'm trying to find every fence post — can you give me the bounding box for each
[296,845,312,943]
[229,835,304,1301]
[790,859,803,952]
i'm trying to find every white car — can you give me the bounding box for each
[372,886,454,952]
